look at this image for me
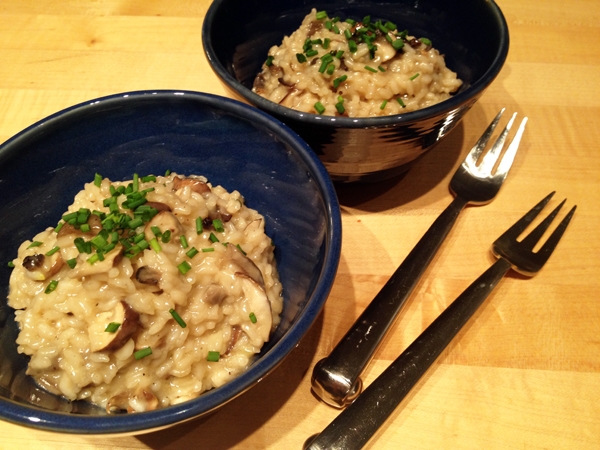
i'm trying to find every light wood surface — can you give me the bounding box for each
[1,1,599,448]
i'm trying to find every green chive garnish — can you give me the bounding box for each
[348,40,357,52]
[186,247,199,259]
[323,38,330,49]
[265,55,274,66]
[209,232,219,243]
[212,219,224,233]
[392,39,404,50]
[178,261,192,274]
[420,37,432,46]
[249,312,257,324]
[364,65,378,73]
[305,49,318,57]
[207,351,220,362]
[380,100,388,110]
[397,97,406,108]
[410,73,420,80]
[195,217,203,234]
[161,230,171,243]
[169,309,187,328]
[27,241,43,249]
[7,261,15,268]
[314,102,326,114]
[134,347,152,360]
[150,238,162,253]
[66,258,77,269]
[94,173,102,187]
[45,246,60,256]
[202,247,215,253]
[105,322,121,333]
[296,53,307,63]
[45,280,58,294]
[378,65,386,72]
[180,235,189,248]
[333,75,347,89]
[316,10,327,20]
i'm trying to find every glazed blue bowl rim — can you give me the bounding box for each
[202,0,509,128]
[0,89,342,434]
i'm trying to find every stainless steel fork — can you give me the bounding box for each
[312,110,528,408]
[306,192,576,450]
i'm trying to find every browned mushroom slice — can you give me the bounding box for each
[226,244,264,287]
[203,283,227,305]
[172,176,211,194]
[144,211,184,242]
[235,273,272,346]
[145,201,172,212]
[225,325,243,355]
[22,252,64,281]
[135,266,161,285]
[88,301,139,352]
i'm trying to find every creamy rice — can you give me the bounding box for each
[8,173,282,413]
[253,9,462,117]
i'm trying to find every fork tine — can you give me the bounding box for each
[494,115,528,177]
[535,204,577,263]
[520,199,566,250]
[478,112,517,172]
[501,191,556,240]
[466,108,505,165]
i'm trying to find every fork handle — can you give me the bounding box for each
[311,196,469,408]
[305,257,513,450]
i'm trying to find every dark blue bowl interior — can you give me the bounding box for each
[0,90,341,434]
[203,0,508,128]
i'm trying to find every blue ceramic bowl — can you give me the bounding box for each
[0,90,341,434]
[203,0,509,182]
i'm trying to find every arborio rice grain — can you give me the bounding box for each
[253,9,462,117]
[8,172,282,413]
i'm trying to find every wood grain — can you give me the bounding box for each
[0,0,599,448]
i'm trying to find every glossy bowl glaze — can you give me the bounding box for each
[203,0,509,182]
[0,90,341,434]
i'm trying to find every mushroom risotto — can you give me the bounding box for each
[7,172,283,413]
[253,9,462,117]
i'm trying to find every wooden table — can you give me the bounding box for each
[1,1,598,448]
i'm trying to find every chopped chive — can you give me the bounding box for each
[333,75,348,89]
[346,18,356,26]
[378,65,386,72]
[134,347,152,360]
[66,258,77,269]
[161,230,171,243]
[326,63,336,75]
[177,261,192,274]
[141,175,156,183]
[380,100,388,110]
[316,10,327,20]
[385,21,397,31]
[207,351,220,362]
[249,312,257,324]
[165,169,172,176]
[27,241,43,249]
[195,217,203,234]
[80,223,91,233]
[332,24,340,34]
[45,246,60,256]
[296,53,307,63]
[132,173,139,192]
[128,217,144,229]
[169,308,187,328]
[392,39,404,50]
[410,72,420,80]
[186,247,199,259]
[180,235,189,249]
[314,102,326,114]
[7,261,15,268]
[209,232,219,243]
[323,38,330,49]
[54,221,65,233]
[149,238,162,253]
[325,21,332,31]
[335,100,345,114]
[265,55,274,66]
[363,15,371,25]
[133,233,146,244]
[202,247,215,253]
[305,49,318,57]
[137,239,149,250]
[87,253,99,265]
[94,173,102,187]
[348,40,357,52]
[104,322,121,333]
[397,97,406,107]
[335,50,344,59]
[364,65,378,73]
[45,280,58,294]
[420,37,432,46]
[151,226,162,237]
[344,29,352,40]
[212,219,225,233]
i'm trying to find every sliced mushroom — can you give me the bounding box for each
[106,388,158,414]
[145,201,172,212]
[226,244,264,287]
[235,273,272,346]
[22,252,64,281]
[135,266,161,285]
[88,300,139,352]
[68,246,123,278]
[172,176,211,195]
[203,283,227,305]
[144,211,184,242]
[225,325,243,355]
